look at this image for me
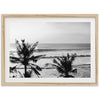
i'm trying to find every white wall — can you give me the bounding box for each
[0,0,99,100]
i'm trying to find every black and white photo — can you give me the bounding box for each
[9,22,91,78]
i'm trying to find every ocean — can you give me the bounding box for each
[37,43,90,50]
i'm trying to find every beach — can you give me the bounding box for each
[10,56,90,78]
[9,43,91,78]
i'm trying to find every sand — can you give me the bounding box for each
[10,58,90,78]
[38,65,90,78]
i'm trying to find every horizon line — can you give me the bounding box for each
[10,42,90,44]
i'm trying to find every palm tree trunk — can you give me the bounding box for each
[66,73,68,76]
[24,65,27,77]
[65,72,69,77]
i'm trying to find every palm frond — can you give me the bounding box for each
[10,56,20,60]
[56,57,64,65]
[18,71,24,78]
[26,43,32,49]
[10,56,20,63]
[71,68,77,73]
[29,41,39,56]
[45,63,58,67]
[34,55,45,59]
[30,66,41,76]
[53,59,61,67]
[56,66,64,73]
[31,41,39,49]
[15,40,23,56]
[67,53,70,60]
[29,55,45,62]
[10,65,17,73]
[30,63,42,71]
[70,53,76,61]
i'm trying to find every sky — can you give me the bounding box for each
[10,22,90,44]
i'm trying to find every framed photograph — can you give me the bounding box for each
[2,14,98,86]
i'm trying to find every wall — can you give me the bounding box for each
[0,0,99,100]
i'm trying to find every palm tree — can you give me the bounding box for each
[10,39,44,78]
[46,53,77,78]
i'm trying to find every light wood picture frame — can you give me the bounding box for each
[1,14,98,86]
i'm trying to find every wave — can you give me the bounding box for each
[10,50,90,57]
[36,48,90,52]
[41,55,90,58]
